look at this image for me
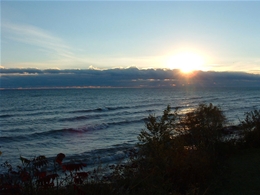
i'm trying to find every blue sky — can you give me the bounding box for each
[1,1,260,73]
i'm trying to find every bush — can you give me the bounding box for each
[181,103,226,153]
[240,109,260,148]
[138,105,180,161]
[133,103,227,194]
[0,153,89,195]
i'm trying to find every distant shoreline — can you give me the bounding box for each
[1,85,260,91]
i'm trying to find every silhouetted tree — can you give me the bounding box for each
[181,103,226,152]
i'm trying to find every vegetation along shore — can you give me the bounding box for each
[1,103,260,195]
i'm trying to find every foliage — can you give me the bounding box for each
[125,104,214,193]
[129,103,230,194]
[138,105,180,161]
[2,103,260,194]
[240,109,260,147]
[181,103,226,152]
[0,153,89,195]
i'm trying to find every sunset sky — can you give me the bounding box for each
[1,1,260,74]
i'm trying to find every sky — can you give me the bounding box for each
[1,1,260,73]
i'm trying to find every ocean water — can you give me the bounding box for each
[0,87,260,169]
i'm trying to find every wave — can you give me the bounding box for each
[105,106,130,111]
[41,123,109,135]
[58,105,188,125]
[107,118,146,126]
[0,124,107,143]
[60,109,150,122]
[0,110,60,119]
[0,114,14,118]
[189,96,204,100]
[67,143,137,166]
[1,117,146,143]
[60,115,90,122]
[70,103,163,114]
[70,107,104,113]
[71,107,131,114]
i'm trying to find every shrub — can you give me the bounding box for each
[132,103,228,194]
[0,153,88,195]
[181,103,226,153]
[240,109,260,148]
[138,105,180,160]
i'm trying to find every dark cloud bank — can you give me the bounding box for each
[1,67,260,89]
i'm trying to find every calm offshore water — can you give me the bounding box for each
[0,87,260,168]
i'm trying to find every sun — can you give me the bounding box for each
[167,52,205,73]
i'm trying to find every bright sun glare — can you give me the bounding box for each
[167,52,205,73]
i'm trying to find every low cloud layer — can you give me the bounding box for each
[1,67,260,89]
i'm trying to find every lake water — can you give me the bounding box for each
[0,87,260,169]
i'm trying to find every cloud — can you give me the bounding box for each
[1,21,88,68]
[0,67,42,75]
[2,22,69,57]
[1,67,260,89]
[209,58,260,74]
[2,21,73,58]
[1,21,163,69]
